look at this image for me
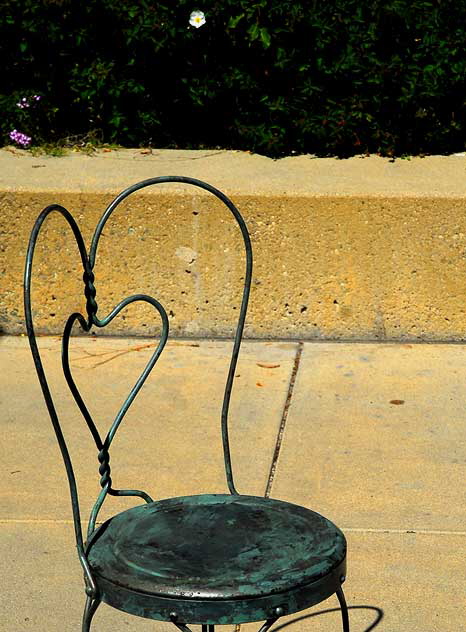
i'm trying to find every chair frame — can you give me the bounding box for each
[24,176,349,631]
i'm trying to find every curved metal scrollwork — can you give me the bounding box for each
[24,204,97,595]
[88,176,253,495]
[61,294,168,538]
[24,176,252,595]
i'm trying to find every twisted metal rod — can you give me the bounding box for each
[61,294,168,536]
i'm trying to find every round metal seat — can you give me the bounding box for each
[87,494,347,624]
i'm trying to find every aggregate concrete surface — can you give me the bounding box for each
[1,335,465,631]
[3,149,466,340]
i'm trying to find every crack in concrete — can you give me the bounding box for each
[342,528,466,535]
[264,342,303,498]
[72,340,201,368]
[88,344,154,368]
[72,342,157,368]
[106,149,229,162]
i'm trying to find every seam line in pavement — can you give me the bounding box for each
[264,341,303,498]
[342,528,466,535]
[2,520,465,536]
[0,519,104,525]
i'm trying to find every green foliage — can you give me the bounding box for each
[1,0,466,156]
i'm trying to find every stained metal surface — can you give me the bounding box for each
[92,556,346,625]
[87,494,346,599]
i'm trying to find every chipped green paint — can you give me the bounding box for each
[87,494,346,624]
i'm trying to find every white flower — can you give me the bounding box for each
[189,10,206,28]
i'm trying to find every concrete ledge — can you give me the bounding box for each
[2,148,466,340]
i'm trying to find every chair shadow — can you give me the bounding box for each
[271,605,384,632]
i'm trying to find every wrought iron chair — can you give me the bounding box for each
[24,177,349,631]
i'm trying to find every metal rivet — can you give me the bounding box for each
[340,575,346,583]
[170,612,178,621]
[275,606,284,616]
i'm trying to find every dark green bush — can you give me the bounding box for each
[2,0,466,156]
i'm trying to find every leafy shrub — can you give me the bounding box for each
[1,0,466,157]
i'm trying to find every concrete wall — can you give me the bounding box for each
[2,148,466,340]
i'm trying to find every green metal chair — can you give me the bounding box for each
[24,177,349,632]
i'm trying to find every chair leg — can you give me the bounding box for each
[82,595,100,632]
[336,586,350,632]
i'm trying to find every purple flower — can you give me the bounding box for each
[9,129,32,147]
[16,95,41,109]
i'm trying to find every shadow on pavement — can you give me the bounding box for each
[272,605,384,632]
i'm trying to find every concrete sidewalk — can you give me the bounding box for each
[1,335,465,631]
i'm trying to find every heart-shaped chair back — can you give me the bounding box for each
[24,177,252,581]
